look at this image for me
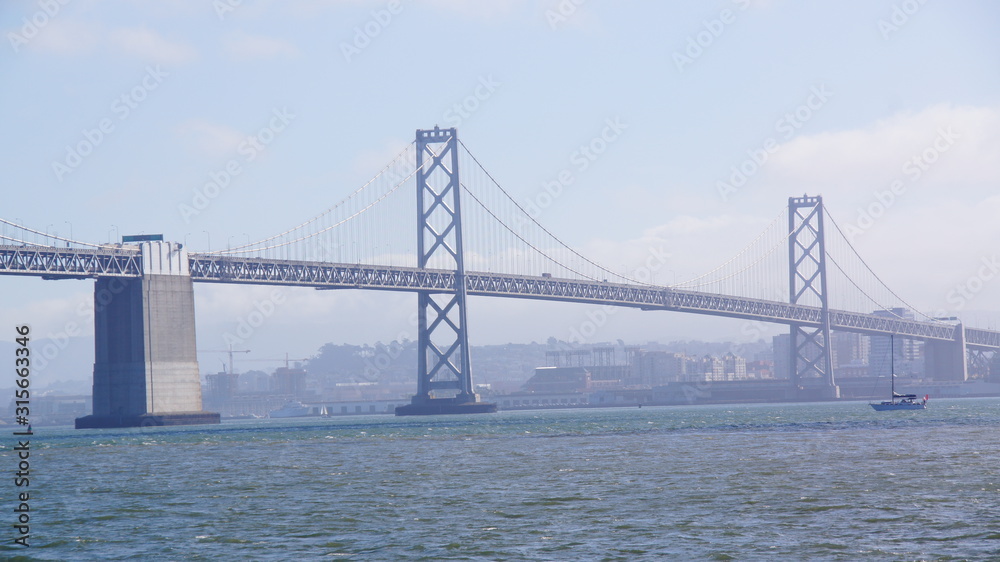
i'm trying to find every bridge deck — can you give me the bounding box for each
[2,246,996,348]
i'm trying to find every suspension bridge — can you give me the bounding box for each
[2,127,997,427]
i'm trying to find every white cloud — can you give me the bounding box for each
[755,103,1000,304]
[222,32,299,60]
[763,103,1000,200]
[109,26,197,65]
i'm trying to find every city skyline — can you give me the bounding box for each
[0,323,964,392]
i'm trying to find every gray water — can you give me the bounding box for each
[3,399,1000,560]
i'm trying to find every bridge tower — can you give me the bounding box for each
[925,325,969,381]
[787,195,839,399]
[396,127,496,415]
[75,241,220,428]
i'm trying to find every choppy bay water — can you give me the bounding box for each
[3,399,1000,560]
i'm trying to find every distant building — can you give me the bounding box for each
[239,370,271,393]
[870,308,923,378]
[722,352,747,380]
[628,349,753,384]
[329,381,382,401]
[634,351,686,386]
[496,393,590,409]
[521,366,592,394]
[272,367,308,398]
[772,334,791,380]
[696,354,724,381]
[745,359,773,379]
[831,331,869,369]
[205,372,240,405]
[835,360,869,379]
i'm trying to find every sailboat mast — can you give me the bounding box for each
[890,334,895,397]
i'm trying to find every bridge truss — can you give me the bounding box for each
[3,245,994,349]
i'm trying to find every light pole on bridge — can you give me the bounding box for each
[202,230,211,252]
[109,225,118,244]
[226,234,250,253]
[667,269,678,286]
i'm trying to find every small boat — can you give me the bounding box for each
[870,334,927,411]
[268,400,313,418]
[871,391,927,411]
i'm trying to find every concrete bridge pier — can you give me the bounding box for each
[75,242,219,429]
[924,325,969,382]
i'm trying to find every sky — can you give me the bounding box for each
[1,0,999,385]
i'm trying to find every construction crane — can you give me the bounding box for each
[242,353,308,370]
[199,346,251,374]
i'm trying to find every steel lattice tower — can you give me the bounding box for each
[397,127,494,415]
[787,195,838,397]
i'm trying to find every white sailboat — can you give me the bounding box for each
[870,334,927,411]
